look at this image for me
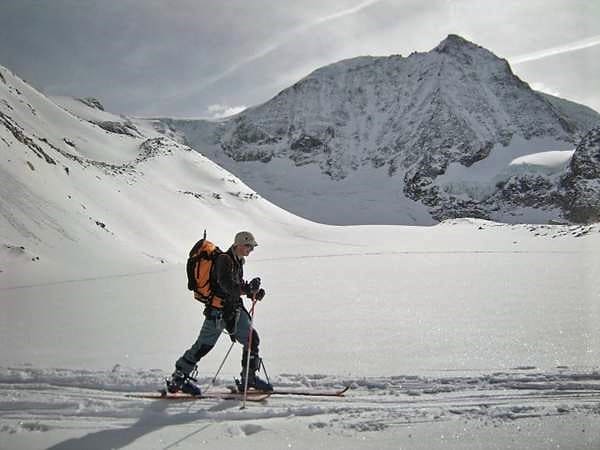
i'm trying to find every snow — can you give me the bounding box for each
[510,150,575,171]
[212,156,436,225]
[435,136,574,202]
[1,366,599,449]
[1,66,600,449]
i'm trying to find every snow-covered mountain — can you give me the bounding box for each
[0,64,314,276]
[151,35,600,225]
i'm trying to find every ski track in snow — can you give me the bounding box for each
[1,366,599,441]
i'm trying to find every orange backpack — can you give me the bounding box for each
[186,231,223,303]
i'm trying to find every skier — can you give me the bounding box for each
[167,231,273,396]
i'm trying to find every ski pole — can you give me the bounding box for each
[241,296,258,409]
[211,341,235,385]
[211,308,241,386]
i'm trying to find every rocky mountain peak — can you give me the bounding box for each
[434,34,483,55]
[154,37,600,225]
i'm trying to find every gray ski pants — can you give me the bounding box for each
[175,307,259,375]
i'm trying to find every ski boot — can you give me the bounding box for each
[237,355,273,393]
[166,369,202,396]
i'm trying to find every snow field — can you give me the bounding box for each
[2,63,600,449]
[0,366,599,450]
[2,222,599,449]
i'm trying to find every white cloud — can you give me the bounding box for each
[207,104,246,119]
[154,0,385,111]
[511,35,600,64]
[208,0,385,86]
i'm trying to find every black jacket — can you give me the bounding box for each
[211,247,250,310]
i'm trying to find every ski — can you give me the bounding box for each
[229,385,350,397]
[271,385,350,397]
[126,390,271,402]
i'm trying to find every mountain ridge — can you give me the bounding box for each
[150,34,600,224]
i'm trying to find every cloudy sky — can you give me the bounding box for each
[1,0,598,118]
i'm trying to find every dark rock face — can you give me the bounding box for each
[560,127,600,223]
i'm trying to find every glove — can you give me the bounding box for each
[248,277,261,293]
[255,288,265,301]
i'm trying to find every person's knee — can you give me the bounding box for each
[236,329,259,351]
[252,330,260,349]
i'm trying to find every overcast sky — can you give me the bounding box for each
[0,0,598,118]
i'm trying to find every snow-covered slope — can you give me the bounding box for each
[0,64,315,279]
[151,35,600,225]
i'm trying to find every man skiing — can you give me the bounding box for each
[167,231,273,396]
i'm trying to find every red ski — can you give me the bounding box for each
[229,385,350,397]
[271,385,350,397]
[126,390,271,402]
